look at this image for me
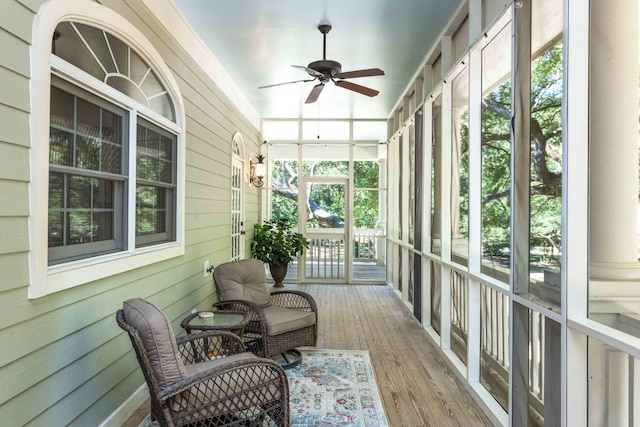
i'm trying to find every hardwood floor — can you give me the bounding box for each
[124,284,493,426]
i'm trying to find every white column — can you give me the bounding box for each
[587,3,639,424]
[589,0,639,281]
[376,158,387,266]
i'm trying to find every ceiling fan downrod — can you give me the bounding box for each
[318,24,332,61]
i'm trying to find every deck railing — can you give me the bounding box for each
[306,237,345,279]
[451,271,469,364]
[478,284,510,409]
[353,229,377,261]
[468,280,545,415]
[282,228,385,282]
[304,229,380,280]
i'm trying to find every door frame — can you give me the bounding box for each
[298,176,351,283]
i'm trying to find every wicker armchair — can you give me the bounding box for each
[212,259,317,367]
[116,298,289,426]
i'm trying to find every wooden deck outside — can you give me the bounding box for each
[124,284,492,427]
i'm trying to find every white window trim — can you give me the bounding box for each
[29,0,186,299]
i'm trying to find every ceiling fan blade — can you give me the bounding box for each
[335,68,385,79]
[305,83,325,104]
[258,79,315,89]
[335,80,379,97]
[292,65,324,78]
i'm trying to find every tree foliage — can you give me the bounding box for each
[270,159,379,229]
[474,41,563,263]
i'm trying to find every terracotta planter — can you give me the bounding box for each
[269,264,288,288]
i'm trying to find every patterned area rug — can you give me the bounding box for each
[288,349,388,427]
[138,349,388,426]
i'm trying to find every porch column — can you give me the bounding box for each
[588,4,639,423]
[589,0,639,281]
[592,0,640,425]
[376,158,387,266]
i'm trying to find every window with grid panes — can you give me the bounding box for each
[48,21,177,265]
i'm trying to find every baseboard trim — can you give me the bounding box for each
[99,383,148,427]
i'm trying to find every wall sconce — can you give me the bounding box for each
[250,154,266,187]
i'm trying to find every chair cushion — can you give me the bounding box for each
[263,305,316,336]
[123,298,187,388]
[214,259,272,307]
[183,351,257,376]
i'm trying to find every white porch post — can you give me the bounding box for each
[376,158,387,266]
[588,1,639,425]
[589,0,639,282]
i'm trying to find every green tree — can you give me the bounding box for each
[476,40,563,263]
[270,159,379,229]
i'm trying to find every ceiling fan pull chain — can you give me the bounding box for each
[317,100,321,139]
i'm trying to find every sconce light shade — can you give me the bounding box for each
[250,154,266,187]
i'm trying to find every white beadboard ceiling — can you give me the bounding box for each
[172,0,463,120]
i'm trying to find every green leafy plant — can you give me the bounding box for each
[251,219,308,266]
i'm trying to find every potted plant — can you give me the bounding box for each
[251,219,309,287]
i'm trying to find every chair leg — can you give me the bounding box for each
[244,338,263,356]
[273,349,302,369]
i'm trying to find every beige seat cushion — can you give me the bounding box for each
[214,259,272,307]
[183,352,257,376]
[263,305,316,336]
[123,298,187,388]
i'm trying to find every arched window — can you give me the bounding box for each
[52,21,175,121]
[30,0,185,298]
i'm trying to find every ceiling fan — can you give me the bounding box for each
[258,23,385,104]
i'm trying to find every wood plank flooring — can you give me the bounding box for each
[124,284,492,427]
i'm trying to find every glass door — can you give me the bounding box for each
[300,177,350,283]
[230,157,245,261]
[230,133,246,261]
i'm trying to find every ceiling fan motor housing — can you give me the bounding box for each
[307,59,342,81]
[318,23,332,34]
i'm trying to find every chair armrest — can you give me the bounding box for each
[156,357,289,423]
[212,299,269,357]
[211,299,268,328]
[176,330,245,364]
[271,290,318,313]
[211,299,261,315]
